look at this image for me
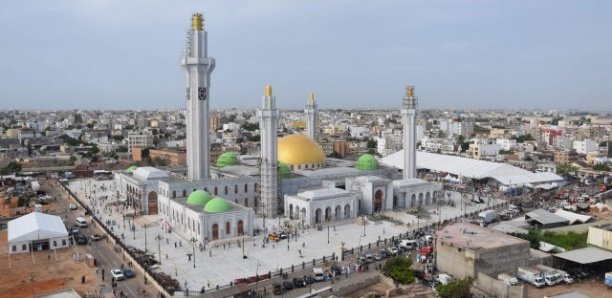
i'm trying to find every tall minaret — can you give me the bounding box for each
[305,92,318,141]
[182,13,215,181]
[401,85,418,179]
[258,85,279,217]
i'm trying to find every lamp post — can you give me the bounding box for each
[241,232,246,259]
[327,221,330,244]
[155,234,162,265]
[132,222,136,240]
[144,224,148,253]
[362,214,366,237]
[189,237,197,268]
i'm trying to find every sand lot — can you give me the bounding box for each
[0,231,98,298]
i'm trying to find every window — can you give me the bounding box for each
[11,245,16,252]
[53,240,57,247]
[244,198,248,207]
[22,244,26,251]
[235,185,238,194]
[244,184,248,193]
[183,190,187,197]
[172,190,176,198]
[305,164,308,169]
[62,239,66,246]
[224,186,228,195]
[226,222,231,234]
[214,187,218,195]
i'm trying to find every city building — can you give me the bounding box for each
[7,212,70,254]
[587,223,612,251]
[573,139,598,154]
[149,148,187,166]
[127,131,154,153]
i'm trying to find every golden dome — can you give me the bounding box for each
[278,134,325,165]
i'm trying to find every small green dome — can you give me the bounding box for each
[203,197,232,213]
[279,162,291,178]
[216,152,240,168]
[126,165,138,173]
[187,190,213,206]
[356,154,379,171]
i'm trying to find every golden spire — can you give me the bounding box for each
[192,13,203,31]
[265,84,273,97]
[406,85,414,97]
[308,92,315,101]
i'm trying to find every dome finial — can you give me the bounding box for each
[265,84,273,97]
[406,85,414,97]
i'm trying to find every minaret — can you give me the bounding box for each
[401,85,418,179]
[257,84,279,217]
[305,92,318,141]
[182,13,215,181]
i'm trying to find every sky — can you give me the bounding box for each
[0,0,610,111]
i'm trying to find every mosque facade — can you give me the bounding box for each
[113,13,440,246]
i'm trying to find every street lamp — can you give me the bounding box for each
[132,223,136,240]
[327,221,330,244]
[155,234,162,265]
[362,214,366,237]
[189,237,197,268]
[144,224,148,253]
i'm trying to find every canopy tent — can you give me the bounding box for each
[554,247,612,264]
[8,212,68,243]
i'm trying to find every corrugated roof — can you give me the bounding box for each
[554,209,592,225]
[554,246,612,264]
[525,209,569,225]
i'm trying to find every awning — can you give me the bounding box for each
[554,246,612,264]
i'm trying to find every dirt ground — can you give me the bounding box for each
[347,282,436,298]
[0,231,99,298]
[526,277,611,298]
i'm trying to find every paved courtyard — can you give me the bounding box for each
[67,178,502,292]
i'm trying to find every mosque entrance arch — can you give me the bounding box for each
[426,192,431,205]
[374,190,383,212]
[289,204,294,219]
[237,220,244,235]
[411,194,416,208]
[315,208,322,224]
[325,207,332,222]
[418,193,424,206]
[147,191,158,215]
[344,204,351,219]
[335,205,341,220]
[212,223,219,240]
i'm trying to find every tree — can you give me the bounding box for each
[248,134,260,142]
[556,163,577,176]
[593,164,611,172]
[382,256,415,285]
[436,278,472,298]
[327,151,342,158]
[367,139,377,149]
[69,155,77,166]
[112,135,124,141]
[0,161,22,175]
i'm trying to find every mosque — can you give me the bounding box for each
[114,14,440,245]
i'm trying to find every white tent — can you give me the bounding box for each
[7,212,69,254]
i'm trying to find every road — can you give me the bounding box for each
[42,179,156,297]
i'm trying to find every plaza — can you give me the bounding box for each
[68,178,502,292]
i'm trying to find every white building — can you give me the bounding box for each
[284,187,358,226]
[8,212,70,254]
[573,139,598,154]
[127,131,154,152]
[496,138,517,151]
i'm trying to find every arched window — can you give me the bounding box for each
[225,186,228,195]
[22,244,26,251]
[53,240,57,247]
[235,185,238,194]
[244,184,248,193]
[172,190,176,198]
[305,164,308,169]
[183,190,186,197]
[226,221,231,234]
[62,239,66,246]
[214,187,218,195]
[245,198,249,207]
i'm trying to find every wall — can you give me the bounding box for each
[587,226,612,250]
[474,272,526,298]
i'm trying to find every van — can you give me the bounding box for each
[400,239,417,250]
[76,217,88,228]
[313,267,325,281]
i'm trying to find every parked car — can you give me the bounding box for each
[380,250,391,259]
[303,275,315,284]
[90,234,102,241]
[293,277,306,288]
[388,246,399,256]
[69,203,78,210]
[111,269,125,281]
[76,235,88,245]
[273,283,284,295]
[282,280,294,290]
[365,254,374,263]
[373,253,382,261]
[122,268,135,278]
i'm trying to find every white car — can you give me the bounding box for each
[69,203,78,210]
[111,269,125,281]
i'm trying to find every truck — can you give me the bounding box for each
[605,272,612,287]
[497,273,519,286]
[517,266,546,288]
[478,210,497,225]
[534,265,563,286]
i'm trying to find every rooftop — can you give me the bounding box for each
[298,187,350,200]
[525,209,569,225]
[437,222,528,250]
[554,246,612,264]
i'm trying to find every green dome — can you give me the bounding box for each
[279,162,291,178]
[216,152,240,168]
[187,190,213,206]
[203,197,232,213]
[126,165,138,173]
[356,154,379,171]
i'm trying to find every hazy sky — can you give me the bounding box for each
[0,0,610,111]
